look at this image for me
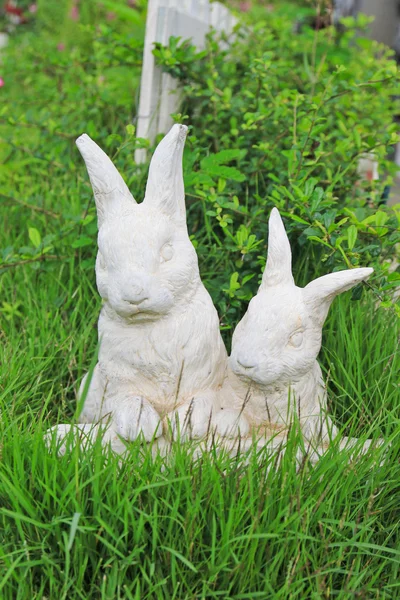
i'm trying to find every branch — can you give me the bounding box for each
[0,255,68,273]
[1,194,61,218]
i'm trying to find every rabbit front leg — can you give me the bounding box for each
[169,392,216,440]
[305,413,380,463]
[105,382,163,442]
[80,372,163,441]
[169,392,250,441]
[78,364,107,423]
[45,422,130,455]
[211,408,251,439]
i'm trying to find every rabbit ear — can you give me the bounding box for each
[76,134,136,228]
[143,124,188,227]
[260,208,294,289]
[304,267,373,324]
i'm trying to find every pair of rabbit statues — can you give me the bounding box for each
[47,124,376,460]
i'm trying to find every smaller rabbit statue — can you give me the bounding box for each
[47,124,227,451]
[215,208,376,457]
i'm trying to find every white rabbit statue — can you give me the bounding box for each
[47,124,228,451]
[215,208,376,457]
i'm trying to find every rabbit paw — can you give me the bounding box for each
[211,408,250,439]
[44,423,101,456]
[113,397,162,442]
[169,396,215,441]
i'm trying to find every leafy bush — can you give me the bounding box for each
[154,9,400,333]
[0,6,146,315]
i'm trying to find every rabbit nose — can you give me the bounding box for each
[123,284,148,305]
[237,355,256,370]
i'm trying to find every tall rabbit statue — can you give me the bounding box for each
[47,124,229,452]
[215,208,376,458]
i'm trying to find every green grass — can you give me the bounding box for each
[1,250,399,598]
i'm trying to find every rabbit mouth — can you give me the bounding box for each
[127,298,148,309]
[109,289,174,319]
[113,299,158,319]
[121,299,147,314]
[230,356,280,387]
[230,355,257,376]
[237,359,256,370]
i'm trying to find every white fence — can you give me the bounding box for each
[135,0,236,163]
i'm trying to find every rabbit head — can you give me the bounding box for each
[76,125,201,320]
[230,208,373,387]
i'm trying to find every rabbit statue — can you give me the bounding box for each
[214,208,376,457]
[47,124,228,451]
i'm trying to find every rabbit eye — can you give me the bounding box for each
[160,244,174,262]
[289,331,303,348]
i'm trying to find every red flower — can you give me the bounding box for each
[5,1,27,24]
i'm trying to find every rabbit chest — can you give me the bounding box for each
[226,363,327,431]
[97,298,226,414]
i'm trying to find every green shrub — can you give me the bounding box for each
[0,10,146,304]
[154,9,400,334]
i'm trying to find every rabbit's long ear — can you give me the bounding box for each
[143,124,188,228]
[76,134,136,228]
[260,208,294,289]
[304,267,373,324]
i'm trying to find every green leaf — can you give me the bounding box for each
[307,236,332,249]
[351,283,363,301]
[159,546,198,573]
[205,165,245,182]
[71,236,93,249]
[304,177,318,197]
[286,214,309,225]
[28,228,41,249]
[218,178,227,193]
[335,217,349,229]
[310,188,324,213]
[201,149,246,169]
[66,512,81,552]
[347,225,358,250]
[375,210,388,228]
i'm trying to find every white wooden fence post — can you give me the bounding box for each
[135,0,236,163]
